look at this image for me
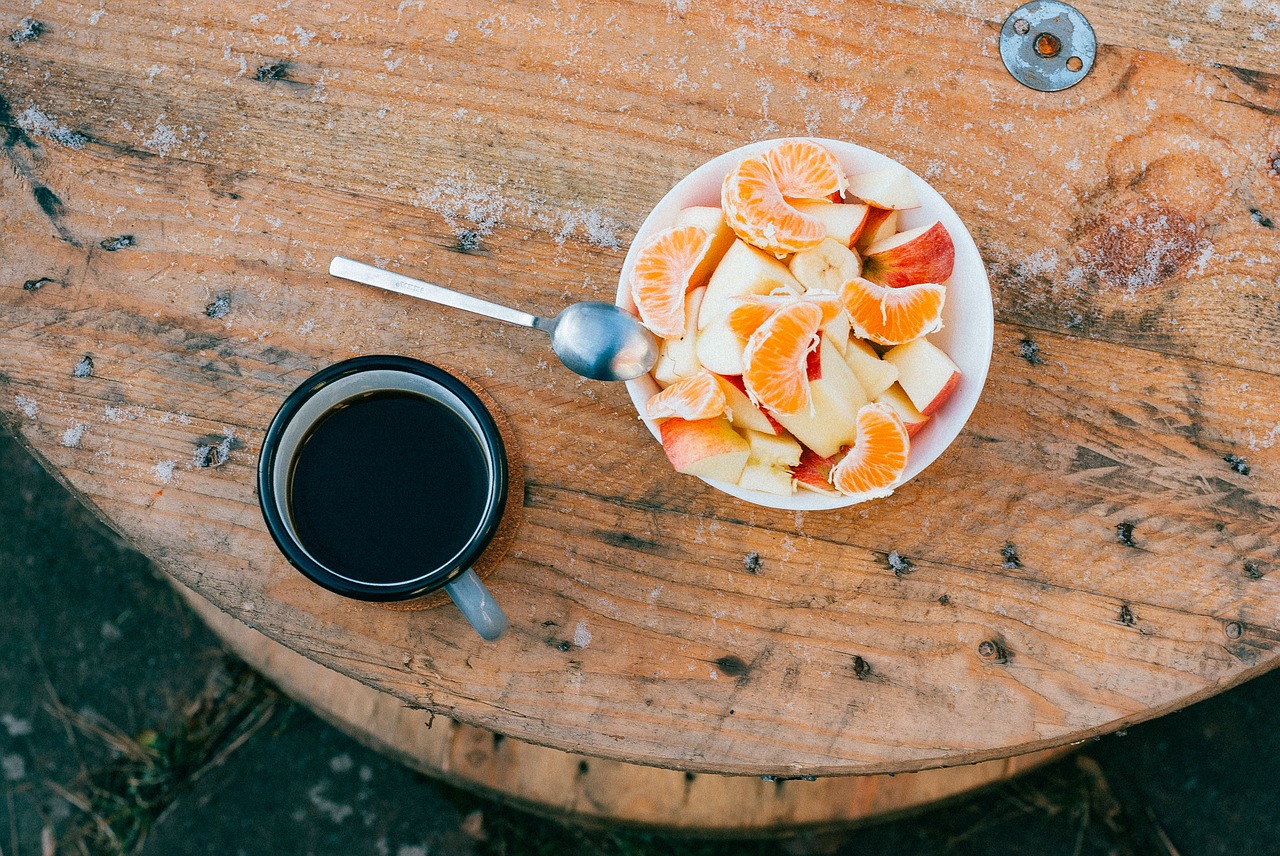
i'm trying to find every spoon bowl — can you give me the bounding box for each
[537,302,658,381]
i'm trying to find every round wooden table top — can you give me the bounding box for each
[2,0,1278,778]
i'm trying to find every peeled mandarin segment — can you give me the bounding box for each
[725,289,841,342]
[722,155,826,257]
[830,403,910,497]
[645,370,728,420]
[839,277,946,346]
[630,224,715,338]
[804,292,844,326]
[765,139,847,200]
[741,300,824,415]
[726,298,784,341]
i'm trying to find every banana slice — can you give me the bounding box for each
[787,237,862,293]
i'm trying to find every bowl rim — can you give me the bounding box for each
[616,136,994,511]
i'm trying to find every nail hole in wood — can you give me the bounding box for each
[9,18,43,43]
[206,294,232,319]
[99,235,135,251]
[1001,542,1021,569]
[1066,55,1083,72]
[886,550,914,577]
[1225,454,1251,475]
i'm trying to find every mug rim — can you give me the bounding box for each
[257,355,509,602]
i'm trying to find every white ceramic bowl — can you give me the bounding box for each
[616,138,994,511]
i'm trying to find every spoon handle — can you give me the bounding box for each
[329,257,540,329]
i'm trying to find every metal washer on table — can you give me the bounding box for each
[999,0,1096,92]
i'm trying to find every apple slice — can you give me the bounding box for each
[792,447,839,493]
[843,337,899,399]
[875,384,930,436]
[766,336,867,458]
[788,238,861,293]
[659,417,751,482]
[861,221,955,287]
[881,337,961,417]
[714,374,779,435]
[821,306,851,357]
[737,461,796,496]
[696,240,802,375]
[856,208,898,251]
[743,428,802,468]
[653,286,706,387]
[674,206,737,289]
[790,200,870,247]
[845,165,921,210]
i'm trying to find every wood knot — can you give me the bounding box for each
[1077,206,1202,293]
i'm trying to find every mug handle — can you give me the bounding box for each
[444,569,509,641]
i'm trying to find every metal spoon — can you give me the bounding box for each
[329,257,658,382]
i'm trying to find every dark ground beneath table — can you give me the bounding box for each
[1,425,1278,856]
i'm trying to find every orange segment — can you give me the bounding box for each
[645,371,728,420]
[727,293,843,341]
[839,277,945,346]
[741,300,824,415]
[727,297,783,341]
[766,139,847,201]
[722,155,826,257]
[630,225,715,338]
[830,403,909,497]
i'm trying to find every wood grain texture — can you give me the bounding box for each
[177,581,1074,831]
[1,0,1279,777]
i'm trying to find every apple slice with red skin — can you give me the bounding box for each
[659,416,751,482]
[713,373,780,435]
[856,207,898,251]
[861,221,955,287]
[793,447,841,493]
[881,338,961,418]
[875,384,930,436]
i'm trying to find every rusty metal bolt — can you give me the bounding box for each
[978,640,1008,663]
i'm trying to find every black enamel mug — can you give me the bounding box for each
[257,356,509,640]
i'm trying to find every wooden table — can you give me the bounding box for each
[3,0,1279,832]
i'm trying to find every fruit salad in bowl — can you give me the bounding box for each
[616,138,993,511]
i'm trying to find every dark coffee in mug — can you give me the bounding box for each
[258,357,511,642]
[289,391,490,584]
